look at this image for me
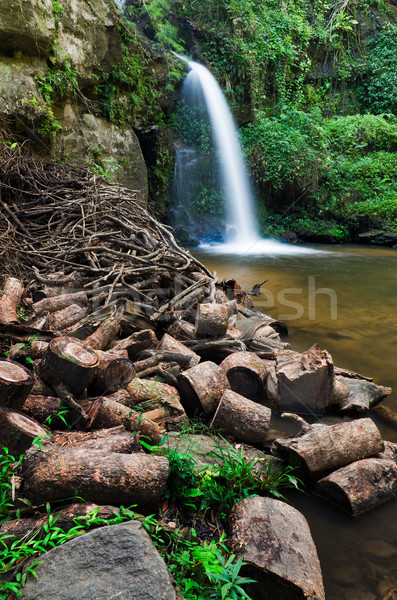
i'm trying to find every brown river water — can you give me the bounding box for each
[194,244,397,600]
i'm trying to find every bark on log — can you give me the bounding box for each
[0,503,117,546]
[219,351,269,402]
[168,319,195,341]
[178,361,230,417]
[0,407,51,455]
[0,360,35,410]
[32,292,88,316]
[22,394,72,429]
[37,337,99,396]
[274,418,384,478]
[83,316,121,351]
[0,276,24,324]
[53,426,140,453]
[316,457,397,515]
[332,375,392,413]
[86,397,162,445]
[22,445,169,510]
[211,389,271,444]
[47,304,88,332]
[273,346,334,415]
[195,303,228,337]
[123,378,187,430]
[157,334,200,367]
[236,316,282,342]
[228,496,325,600]
[92,353,135,394]
[109,329,158,358]
[30,372,54,396]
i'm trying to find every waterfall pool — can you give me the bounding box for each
[194,243,397,600]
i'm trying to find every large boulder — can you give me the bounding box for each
[52,107,148,200]
[0,57,47,125]
[54,0,122,80]
[228,496,325,600]
[0,0,55,56]
[21,521,184,600]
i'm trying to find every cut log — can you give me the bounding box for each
[32,292,88,316]
[123,378,187,430]
[0,276,24,324]
[211,389,271,444]
[92,353,135,394]
[228,496,325,600]
[83,316,121,351]
[195,303,228,337]
[53,426,140,453]
[30,372,54,396]
[22,394,72,429]
[47,304,88,332]
[219,351,269,402]
[168,319,195,341]
[0,503,117,546]
[371,405,397,429]
[236,316,282,342]
[22,445,169,510]
[178,361,230,417]
[0,407,52,455]
[37,337,99,396]
[332,375,392,413]
[236,310,288,337]
[108,329,158,358]
[0,360,35,410]
[274,418,384,478]
[157,334,200,367]
[316,457,397,515]
[273,345,334,415]
[86,397,162,445]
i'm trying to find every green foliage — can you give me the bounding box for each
[36,51,80,104]
[0,448,22,520]
[360,24,397,115]
[138,0,183,50]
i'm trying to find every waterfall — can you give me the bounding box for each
[173,56,322,255]
[181,59,259,247]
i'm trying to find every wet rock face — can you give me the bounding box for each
[20,521,182,600]
[228,496,325,600]
[0,0,55,56]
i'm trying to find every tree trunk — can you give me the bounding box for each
[178,361,230,417]
[0,407,51,455]
[219,351,269,402]
[86,397,162,445]
[53,426,140,453]
[195,303,228,337]
[228,496,325,600]
[273,346,334,415]
[123,378,187,430]
[108,329,158,358]
[47,304,88,332]
[316,457,397,515]
[37,337,99,396]
[22,445,169,510]
[211,389,271,444]
[157,334,200,367]
[22,394,72,429]
[83,316,121,351]
[0,276,24,324]
[168,319,195,341]
[92,353,135,394]
[274,418,384,478]
[0,360,35,410]
[332,375,392,414]
[32,292,88,316]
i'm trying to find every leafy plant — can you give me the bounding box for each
[0,447,22,520]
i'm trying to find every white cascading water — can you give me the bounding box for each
[176,56,321,255]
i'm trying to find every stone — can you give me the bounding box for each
[21,521,183,600]
[0,57,47,123]
[52,109,148,201]
[228,496,325,600]
[0,0,55,56]
[54,0,122,80]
